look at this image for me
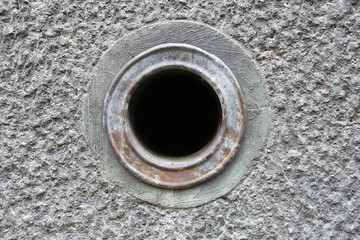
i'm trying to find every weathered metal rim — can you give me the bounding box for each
[124,64,227,170]
[104,43,247,189]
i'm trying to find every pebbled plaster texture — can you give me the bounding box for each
[0,0,359,239]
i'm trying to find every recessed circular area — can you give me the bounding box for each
[128,69,222,157]
[104,42,247,189]
[89,21,263,201]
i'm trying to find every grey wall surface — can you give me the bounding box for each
[1,0,359,239]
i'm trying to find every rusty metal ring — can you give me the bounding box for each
[104,43,246,189]
[124,64,226,170]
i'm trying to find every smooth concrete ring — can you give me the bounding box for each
[84,21,269,208]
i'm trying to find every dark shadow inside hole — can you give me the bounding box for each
[128,69,222,157]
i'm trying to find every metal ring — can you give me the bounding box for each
[104,43,246,189]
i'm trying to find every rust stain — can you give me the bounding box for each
[132,155,203,186]
[111,131,134,162]
[111,120,241,188]
[119,109,127,119]
[231,80,246,121]
[111,131,122,150]
[222,147,231,156]
[144,160,195,182]
[158,169,197,183]
[119,132,206,186]
[226,127,239,141]
[123,145,132,160]
[135,159,154,177]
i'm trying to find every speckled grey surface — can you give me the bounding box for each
[1,0,359,239]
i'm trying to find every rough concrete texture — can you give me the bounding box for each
[1,0,359,239]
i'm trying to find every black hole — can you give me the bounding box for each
[128,69,222,157]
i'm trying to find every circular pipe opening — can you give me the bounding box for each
[128,69,222,157]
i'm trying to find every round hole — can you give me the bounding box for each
[128,69,222,157]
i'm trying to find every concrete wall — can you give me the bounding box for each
[1,0,359,239]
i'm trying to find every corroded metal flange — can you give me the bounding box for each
[105,44,246,189]
[84,20,269,208]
